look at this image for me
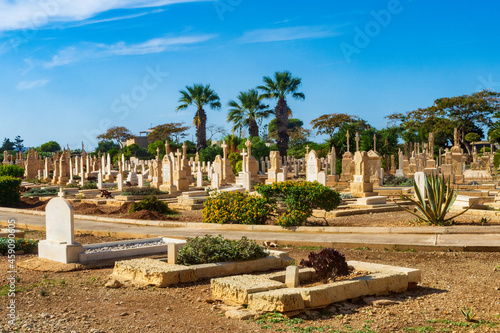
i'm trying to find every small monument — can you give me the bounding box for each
[38,197,83,264]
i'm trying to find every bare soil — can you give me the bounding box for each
[1,231,499,333]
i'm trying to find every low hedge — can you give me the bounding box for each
[0,165,24,178]
[202,191,274,225]
[0,176,22,206]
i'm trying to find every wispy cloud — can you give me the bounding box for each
[67,9,165,28]
[17,79,49,90]
[0,0,210,32]
[238,26,339,44]
[44,34,216,68]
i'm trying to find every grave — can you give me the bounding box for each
[38,197,83,264]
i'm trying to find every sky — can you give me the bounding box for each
[1,0,500,150]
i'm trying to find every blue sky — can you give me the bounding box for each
[1,0,500,150]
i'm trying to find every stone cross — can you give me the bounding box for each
[241,149,248,173]
[330,146,336,175]
[175,149,182,170]
[156,147,160,161]
[373,134,377,152]
[245,139,253,157]
[221,141,228,160]
[454,128,459,147]
[182,142,187,159]
[346,130,350,153]
[305,145,310,155]
[355,132,360,152]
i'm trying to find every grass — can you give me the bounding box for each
[426,318,498,329]
[384,246,417,253]
[297,246,324,250]
[251,312,379,333]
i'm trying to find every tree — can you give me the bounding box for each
[13,136,24,152]
[227,89,273,137]
[0,138,14,151]
[258,71,305,156]
[95,140,120,153]
[311,113,358,140]
[176,84,221,152]
[147,123,190,143]
[97,126,133,149]
[206,124,227,141]
[387,90,500,154]
[464,132,481,144]
[268,118,310,147]
[39,141,61,152]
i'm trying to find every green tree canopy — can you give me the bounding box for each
[39,141,61,152]
[95,140,120,153]
[147,122,190,143]
[227,89,273,137]
[97,126,133,149]
[1,138,14,151]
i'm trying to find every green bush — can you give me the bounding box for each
[0,238,38,255]
[199,145,223,162]
[81,182,98,190]
[177,235,268,265]
[129,195,175,215]
[202,191,274,225]
[23,187,58,197]
[384,175,414,187]
[0,165,24,178]
[121,187,167,196]
[256,181,342,227]
[0,176,22,205]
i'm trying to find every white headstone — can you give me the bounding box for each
[137,174,144,188]
[414,172,426,200]
[97,170,103,189]
[117,173,123,191]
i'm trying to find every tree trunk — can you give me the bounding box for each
[275,97,289,157]
[196,108,207,152]
[248,118,259,137]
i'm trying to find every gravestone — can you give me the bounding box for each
[414,172,426,200]
[350,151,377,198]
[38,197,83,263]
[306,150,319,182]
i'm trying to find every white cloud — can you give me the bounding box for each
[0,0,211,32]
[44,34,216,68]
[17,79,49,90]
[238,26,339,44]
[67,9,165,28]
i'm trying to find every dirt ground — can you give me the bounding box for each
[1,231,499,333]
[14,197,500,227]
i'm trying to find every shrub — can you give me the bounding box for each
[256,181,342,227]
[121,187,167,196]
[384,175,414,187]
[177,235,268,265]
[0,165,24,178]
[300,248,351,282]
[129,195,175,215]
[0,237,38,255]
[23,187,58,197]
[202,191,274,225]
[81,182,98,190]
[0,176,22,205]
[396,173,468,225]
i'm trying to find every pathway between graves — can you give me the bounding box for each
[1,209,500,251]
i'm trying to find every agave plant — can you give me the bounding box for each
[396,173,470,225]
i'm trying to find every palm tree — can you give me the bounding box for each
[258,71,305,156]
[176,84,221,151]
[227,89,274,137]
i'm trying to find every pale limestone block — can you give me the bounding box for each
[248,288,305,312]
[285,266,299,288]
[211,275,284,304]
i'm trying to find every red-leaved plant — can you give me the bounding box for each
[300,248,351,282]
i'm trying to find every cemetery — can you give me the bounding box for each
[1,121,500,332]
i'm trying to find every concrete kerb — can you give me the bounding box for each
[2,207,500,235]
